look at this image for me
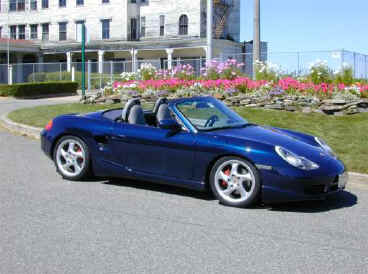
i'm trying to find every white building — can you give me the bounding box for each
[0,0,243,82]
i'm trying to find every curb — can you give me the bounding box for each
[0,113,42,139]
[348,172,368,179]
[1,112,368,180]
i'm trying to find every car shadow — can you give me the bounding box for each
[265,191,358,213]
[104,178,216,201]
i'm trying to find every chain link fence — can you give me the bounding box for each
[1,49,367,89]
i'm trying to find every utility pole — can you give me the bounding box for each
[7,3,10,66]
[207,0,213,62]
[253,0,260,79]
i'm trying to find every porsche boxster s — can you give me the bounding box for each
[41,96,347,207]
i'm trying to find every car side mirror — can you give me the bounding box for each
[158,119,182,136]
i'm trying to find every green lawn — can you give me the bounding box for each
[8,103,368,174]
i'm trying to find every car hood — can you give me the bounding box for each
[209,125,332,162]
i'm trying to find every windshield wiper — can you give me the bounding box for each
[201,123,256,132]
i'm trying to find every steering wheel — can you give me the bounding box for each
[204,115,219,128]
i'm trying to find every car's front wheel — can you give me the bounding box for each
[210,157,260,208]
[54,136,91,181]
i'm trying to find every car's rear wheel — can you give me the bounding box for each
[54,136,90,181]
[210,157,260,208]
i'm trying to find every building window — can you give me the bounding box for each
[102,0,109,3]
[140,16,145,38]
[30,24,38,39]
[0,27,2,38]
[130,18,137,40]
[42,0,48,8]
[179,15,188,35]
[101,19,110,39]
[30,0,37,10]
[42,23,49,40]
[59,22,67,41]
[9,0,16,11]
[59,0,66,7]
[17,0,25,11]
[10,26,17,39]
[75,20,84,41]
[18,25,25,39]
[76,0,83,6]
[160,15,165,36]
[130,0,136,3]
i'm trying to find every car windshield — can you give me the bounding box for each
[176,98,248,131]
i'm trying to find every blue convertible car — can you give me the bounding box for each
[41,96,347,207]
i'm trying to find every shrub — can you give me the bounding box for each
[27,71,120,89]
[307,60,333,84]
[334,64,354,85]
[202,59,245,80]
[255,61,283,82]
[138,63,157,80]
[0,81,78,97]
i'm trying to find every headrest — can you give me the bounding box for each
[122,98,141,122]
[153,97,169,115]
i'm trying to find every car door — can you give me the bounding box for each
[110,123,196,180]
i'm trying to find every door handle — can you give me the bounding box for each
[111,134,127,140]
[94,135,109,144]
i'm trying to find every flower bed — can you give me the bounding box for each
[84,60,368,115]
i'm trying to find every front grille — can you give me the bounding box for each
[305,185,325,195]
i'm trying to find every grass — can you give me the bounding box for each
[8,103,368,174]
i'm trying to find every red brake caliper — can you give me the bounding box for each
[75,145,83,162]
[221,168,231,187]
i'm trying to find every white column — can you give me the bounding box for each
[98,50,105,74]
[66,51,73,72]
[130,49,138,72]
[16,54,24,83]
[8,65,13,85]
[203,46,209,61]
[206,0,213,61]
[166,48,174,70]
[71,65,75,82]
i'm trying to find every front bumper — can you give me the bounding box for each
[261,169,348,203]
[40,129,53,159]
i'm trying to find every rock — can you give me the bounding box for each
[246,104,260,108]
[331,99,347,105]
[95,98,106,104]
[264,104,283,110]
[320,105,347,114]
[344,106,360,115]
[313,109,324,114]
[357,101,368,108]
[285,106,297,112]
[240,99,251,105]
[108,94,121,103]
[302,107,312,113]
[283,99,294,105]
[214,93,224,100]
[105,98,114,105]
[333,111,344,116]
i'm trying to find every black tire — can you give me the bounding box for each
[209,156,261,208]
[53,135,91,181]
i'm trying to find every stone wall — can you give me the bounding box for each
[83,92,368,116]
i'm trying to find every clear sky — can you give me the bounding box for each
[240,0,368,54]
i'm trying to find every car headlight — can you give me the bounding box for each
[315,137,337,157]
[275,146,319,170]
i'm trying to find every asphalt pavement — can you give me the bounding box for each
[0,97,367,274]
